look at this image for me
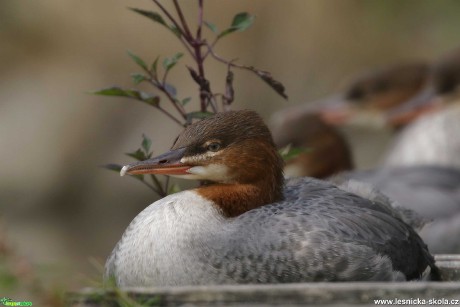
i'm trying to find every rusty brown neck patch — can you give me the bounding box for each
[196,181,284,218]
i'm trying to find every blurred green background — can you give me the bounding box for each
[1,0,460,303]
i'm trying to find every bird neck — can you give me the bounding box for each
[196,179,284,218]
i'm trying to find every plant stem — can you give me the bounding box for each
[146,74,187,124]
[157,105,185,126]
[139,179,161,194]
[159,82,187,115]
[202,38,219,60]
[152,0,184,37]
[172,0,208,112]
[164,176,171,194]
[152,0,217,113]
[205,43,245,69]
[195,54,207,112]
[208,97,218,112]
[173,0,193,40]
[152,0,195,59]
[197,0,204,39]
[150,175,166,197]
[195,0,209,112]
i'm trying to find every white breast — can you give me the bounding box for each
[384,104,460,167]
[109,190,227,286]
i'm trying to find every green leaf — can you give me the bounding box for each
[170,25,182,37]
[94,86,141,99]
[92,86,132,97]
[127,50,148,71]
[217,29,232,39]
[129,8,167,27]
[204,21,218,33]
[150,56,160,74]
[218,12,255,39]
[93,86,160,106]
[181,97,191,106]
[168,183,182,194]
[102,163,123,172]
[141,134,152,154]
[142,95,160,107]
[131,73,147,85]
[126,148,147,161]
[279,145,310,162]
[231,12,255,30]
[129,8,182,38]
[162,52,184,71]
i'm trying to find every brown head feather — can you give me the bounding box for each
[172,110,284,218]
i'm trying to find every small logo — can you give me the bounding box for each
[0,297,32,306]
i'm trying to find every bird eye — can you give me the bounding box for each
[207,142,221,152]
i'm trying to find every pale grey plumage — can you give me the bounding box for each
[105,177,434,287]
[338,165,460,253]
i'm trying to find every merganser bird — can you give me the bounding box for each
[105,110,437,287]
[272,55,460,253]
[307,62,429,128]
[382,49,460,168]
[273,62,431,127]
[273,104,460,253]
[270,62,430,176]
[271,112,353,178]
[308,49,460,168]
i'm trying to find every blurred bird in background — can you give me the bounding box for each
[271,48,460,253]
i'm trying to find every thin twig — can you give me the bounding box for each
[139,179,161,193]
[177,38,196,59]
[157,105,185,126]
[146,74,187,122]
[173,0,193,40]
[205,43,246,69]
[150,175,166,197]
[207,97,218,113]
[192,44,207,112]
[202,38,219,59]
[162,69,170,85]
[156,0,215,113]
[152,0,195,58]
[164,176,171,194]
[152,0,183,35]
[178,0,209,111]
[197,0,204,40]
[159,82,188,115]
